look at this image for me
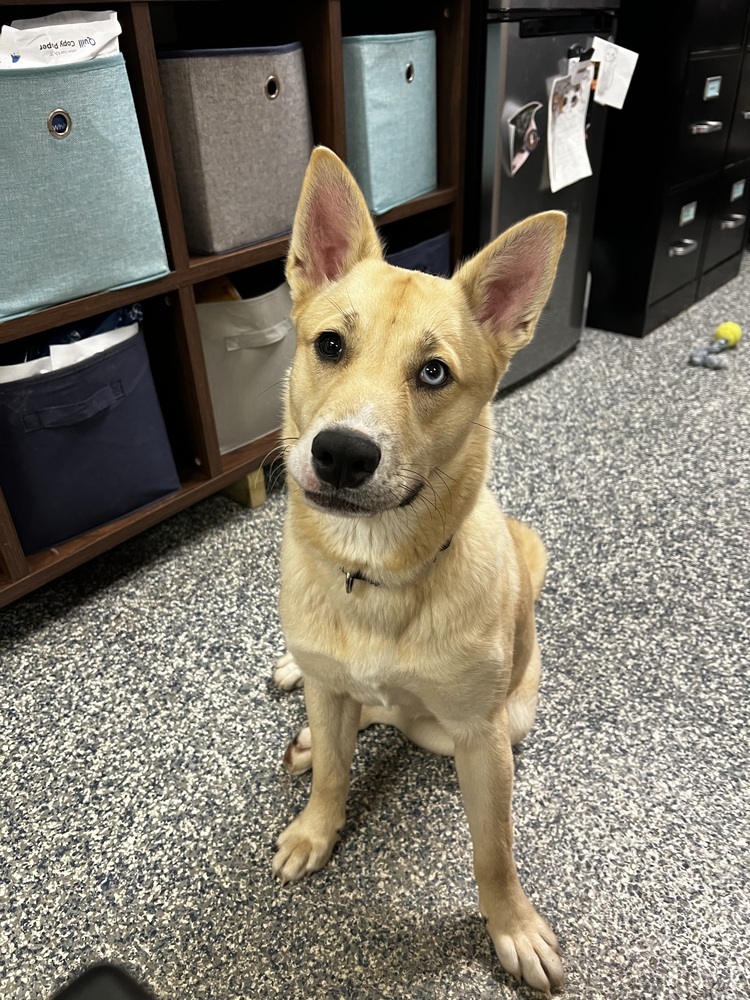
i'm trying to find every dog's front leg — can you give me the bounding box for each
[453,711,564,995]
[272,678,360,884]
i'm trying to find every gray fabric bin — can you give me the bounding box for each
[158,44,314,254]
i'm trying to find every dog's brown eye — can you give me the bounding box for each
[316,331,344,361]
[418,359,451,388]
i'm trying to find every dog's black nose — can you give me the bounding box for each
[311,429,381,489]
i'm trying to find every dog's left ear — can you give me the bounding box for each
[286,146,383,302]
[454,211,566,357]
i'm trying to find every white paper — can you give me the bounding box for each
[0,10,120,68]
[49,323,138,368]
[0,323,138,383]
[547,62,594,194]
[592,37,638,110]
[0,357,52,384]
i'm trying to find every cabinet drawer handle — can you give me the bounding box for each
[720,213,747,229]
[668,239,698,257]
[689,121,723,134]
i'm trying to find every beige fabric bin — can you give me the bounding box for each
[197,282,295,454]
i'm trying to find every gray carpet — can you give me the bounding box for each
[2,256,749,1000]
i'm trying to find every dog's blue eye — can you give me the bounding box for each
[316,331,344,361]
[418,359,451,388]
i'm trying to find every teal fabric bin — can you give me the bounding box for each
[0,54,169,322]
[343,31,437,215]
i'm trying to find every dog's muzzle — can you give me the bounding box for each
[311,428,381,490]
[302,426,423,515]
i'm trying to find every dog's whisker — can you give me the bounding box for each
[400,466,450,521]
[317,286,356,330]
[417,493,446,534]
[255,378,290,402]
[266,461,288,493]
[433,466,459,487]
[471,420,500,436]
[396,470,447,535]
[259,439,296,471]
[431,469,455,513]
[262,448,287,473]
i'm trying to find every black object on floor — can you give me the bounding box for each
[52,964,155,1000]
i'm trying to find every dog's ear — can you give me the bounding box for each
[285,146,383,301]
[454,211,566,357]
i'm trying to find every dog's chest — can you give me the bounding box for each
[346,670,404,708]
[339,648,423,708]
[286,597,434,710]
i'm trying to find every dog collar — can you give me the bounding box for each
[342,537,452,593]
[344,569,379,594]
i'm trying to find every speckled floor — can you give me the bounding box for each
[1,256,749,1000]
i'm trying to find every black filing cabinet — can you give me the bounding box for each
[588,0,750,337]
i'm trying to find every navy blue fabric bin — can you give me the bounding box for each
[386,232,451,277]
[0,327,180,553]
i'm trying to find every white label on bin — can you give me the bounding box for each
[680,201,698,226]
[731,179,746,202]
[703,76,722,100]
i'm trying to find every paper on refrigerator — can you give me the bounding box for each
[547,61,594,194]
[0,10,121,69]
[592,37,638,109]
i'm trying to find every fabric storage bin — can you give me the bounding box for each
[0,317,180,553]
[386,232,451,276]
[158,44,314,254]
[0,55,170,322]
[197,281,296,453]
[343,31,437,215]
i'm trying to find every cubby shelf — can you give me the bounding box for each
[0,0,470,607]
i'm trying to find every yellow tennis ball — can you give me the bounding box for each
[714,321,742,346]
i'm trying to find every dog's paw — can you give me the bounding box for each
[274,651,304,691]
[486,903,564,996]
[283,726,313,775]
[272,810,339,883]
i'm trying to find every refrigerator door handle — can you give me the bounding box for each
[689,121,723,135]
[668,239,699,257]
[719,213,747,230]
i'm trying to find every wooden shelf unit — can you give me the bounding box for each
[0,0,470,607]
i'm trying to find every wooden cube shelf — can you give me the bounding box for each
[0,0,470,606]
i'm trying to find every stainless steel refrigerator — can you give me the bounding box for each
[464,0,620,392]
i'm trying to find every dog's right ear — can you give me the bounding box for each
[285,146,383,301]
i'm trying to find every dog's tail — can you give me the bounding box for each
[508,519,548,602]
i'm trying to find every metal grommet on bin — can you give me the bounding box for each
[405,62,415,83]
[265,75,280,100]
[47,108,72,138]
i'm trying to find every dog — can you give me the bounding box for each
[271,146,566,995]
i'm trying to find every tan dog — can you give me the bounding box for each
[272,146,566,994]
